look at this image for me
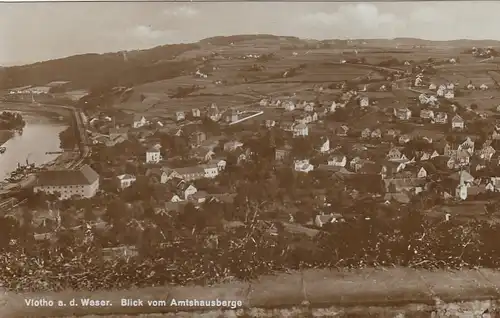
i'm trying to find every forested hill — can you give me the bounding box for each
[0,34,309,92]
[0,43,200,91]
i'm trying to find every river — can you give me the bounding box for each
[0,113,67,180]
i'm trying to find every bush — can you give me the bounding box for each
[2,212,499,292]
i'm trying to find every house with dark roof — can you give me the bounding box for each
[108,127,129,141]
[33,164,99,200]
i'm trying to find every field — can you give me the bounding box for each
[433,66,499,88]
[107,38,500,119]
[363,91,396,99]
[435,63,500,72]
[145,94,254,115]
[434,73,469,84]
[258,64,373,83]
[135,76,217,92]
[488,71,500,85]
[452,97,500,111]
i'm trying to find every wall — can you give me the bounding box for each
[1,267,500,318]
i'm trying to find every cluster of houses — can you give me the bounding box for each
[55,63,500,230]
[276,128,500,205]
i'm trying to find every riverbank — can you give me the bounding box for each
[1,267,498,317]
[0,130,12,146]
[0,118,67,181]
[0,101,72,118]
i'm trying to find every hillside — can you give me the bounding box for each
[0,43,200,90]
[2,34,500,94]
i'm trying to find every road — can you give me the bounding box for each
[327,61,405,74]
[0,101,91,210]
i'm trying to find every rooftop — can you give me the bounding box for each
[46,80,71,87]
[36,164,99,187]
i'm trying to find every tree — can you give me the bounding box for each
[60,208,78,228]
[178,202,211,231]
[83,206,96,222]
[103,199,129,227]
[59,126,78,150]
[0,216,21,249]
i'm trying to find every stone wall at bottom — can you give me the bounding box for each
[58,302,496,318]
[2,267,500,318]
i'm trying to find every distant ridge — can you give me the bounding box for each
[1,34,499,91]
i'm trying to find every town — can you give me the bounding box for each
[2,35,500,301]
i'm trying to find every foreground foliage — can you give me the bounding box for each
[1,209,499,292]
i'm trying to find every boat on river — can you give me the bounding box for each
[0,147,6,154]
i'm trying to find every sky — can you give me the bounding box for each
[1,1,500,66]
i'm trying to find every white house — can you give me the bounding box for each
[304,103,315,112]
[146,148,161,164]
[419,94,429,104]
[427,95,438,106]
[394,108,412,120]
[314,213,344,228]
[434,112,448,124]
[359,96,369,108]
[283,101,296,111]
[399,135,411,144]
[455,170,475,200]
[444,90,455,99]
[208,158,227,171]
[417,167,427,178]
[458,137,475,155]
[328,155,347,167]
[480,84,489,91]
[318,137,330,153]
[437,87,445,97]
[292,123,309,137]
[192,108,201,118]
[451,114,465,130]
[176,111,185,122]
[420,109,434,119]
[329,101,338,113]
[183,184,198,200]
[201,163,219,178]
[429,83,437,90]
[208,104,222,121]
[223,140,244,152]
[33,165,99,200]
[117,174,136,190]
[132,115,147,128]
[294,159,314,173]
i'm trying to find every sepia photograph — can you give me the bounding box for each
[1,1,500,317]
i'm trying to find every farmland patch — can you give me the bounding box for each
[453,97,500,110]
[436,63,500,72]
[146,94,254,115]
[134,76,216,94]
